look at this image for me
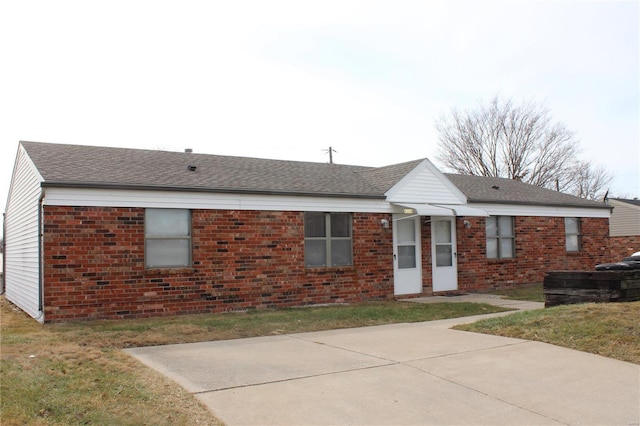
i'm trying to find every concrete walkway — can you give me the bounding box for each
[126,297,639,425]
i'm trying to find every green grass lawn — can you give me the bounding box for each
[456,301,640,365]
[489,283,544,302]
[1,298,507,425]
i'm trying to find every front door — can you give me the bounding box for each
[393,215,422,295]
[431,216,458,292]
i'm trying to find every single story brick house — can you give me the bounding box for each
[3,141,611,322]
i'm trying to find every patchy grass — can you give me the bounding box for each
[1,297,507,425]
[490,283,544,302]
[456,301,640,364]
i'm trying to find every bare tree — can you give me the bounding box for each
[568,161,613,201]
[435,95,612,199]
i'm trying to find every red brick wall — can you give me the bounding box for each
[42,207,394,322]
[445,216,610,293]
[42,206,611,321]
[609,236,640,259]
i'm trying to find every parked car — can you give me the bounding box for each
[595,252,640,270]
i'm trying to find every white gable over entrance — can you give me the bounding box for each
[385,159,466,204]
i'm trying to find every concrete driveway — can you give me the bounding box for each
[126,302,640,425]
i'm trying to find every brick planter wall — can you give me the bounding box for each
[43,207,394,322]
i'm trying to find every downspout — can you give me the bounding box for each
[36,189,45,321]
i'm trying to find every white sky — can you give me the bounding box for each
[1,0,638,227]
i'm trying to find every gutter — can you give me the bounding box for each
[40,181,387,200]
[466,198,612,210]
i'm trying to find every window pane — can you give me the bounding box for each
[305,240,326,267]
[331,239,352,266]
[487,238,498,258]
[398,245,416,269]
[146,209,190,236]
[434,220,451,243]
[498,216,513,237]
[304,212,326,237]
[500,238,514,258]
[436,244,453,267]
[146,239,190,267]
[565,217,579,234]
[566,235,579,252]
[331,213,351,237]
[486,217,498,238]
[397,220,415,244]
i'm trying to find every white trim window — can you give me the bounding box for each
[145,208,191,268]
[565,217,581,252]
[304,212,353,267]
[486,216,514,259]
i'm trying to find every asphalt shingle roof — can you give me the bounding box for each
[610,198,640,207]
[21,141,385,198]
[445,174,609,209]
[19,141,610,210]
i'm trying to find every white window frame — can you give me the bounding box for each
[486,216,515,259]
[304,212,353,267]
[565,217,581,252]
[145,208,192,268]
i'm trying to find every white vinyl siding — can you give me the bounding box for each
[4,146,44,321]
[385,160,466,204]
[608,199,640,237]
[41,187,393,213]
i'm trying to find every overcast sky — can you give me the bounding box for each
[1,0,638,226]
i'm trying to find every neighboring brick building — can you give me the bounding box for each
[4,141,611,322]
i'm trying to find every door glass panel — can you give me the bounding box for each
[397,220,415,244]
[435,244,453,267]
[398,245,416,269]
[434,220,451,243]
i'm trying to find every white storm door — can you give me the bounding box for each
[432,216,458,292]
[393,215,422,295]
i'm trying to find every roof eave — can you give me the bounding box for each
[40,181,387,200]
[467,198,612,210]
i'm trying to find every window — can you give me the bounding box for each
[565,217,581,252]
[304,212,352,267]
[145,208,191,268]
[486,216,514,259]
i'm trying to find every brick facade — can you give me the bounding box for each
[609,236,640,259]
[420,216,610,294]
[43,206,610,322]
[43,207,394,322]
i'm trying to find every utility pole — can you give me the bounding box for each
[323,146,337,164]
